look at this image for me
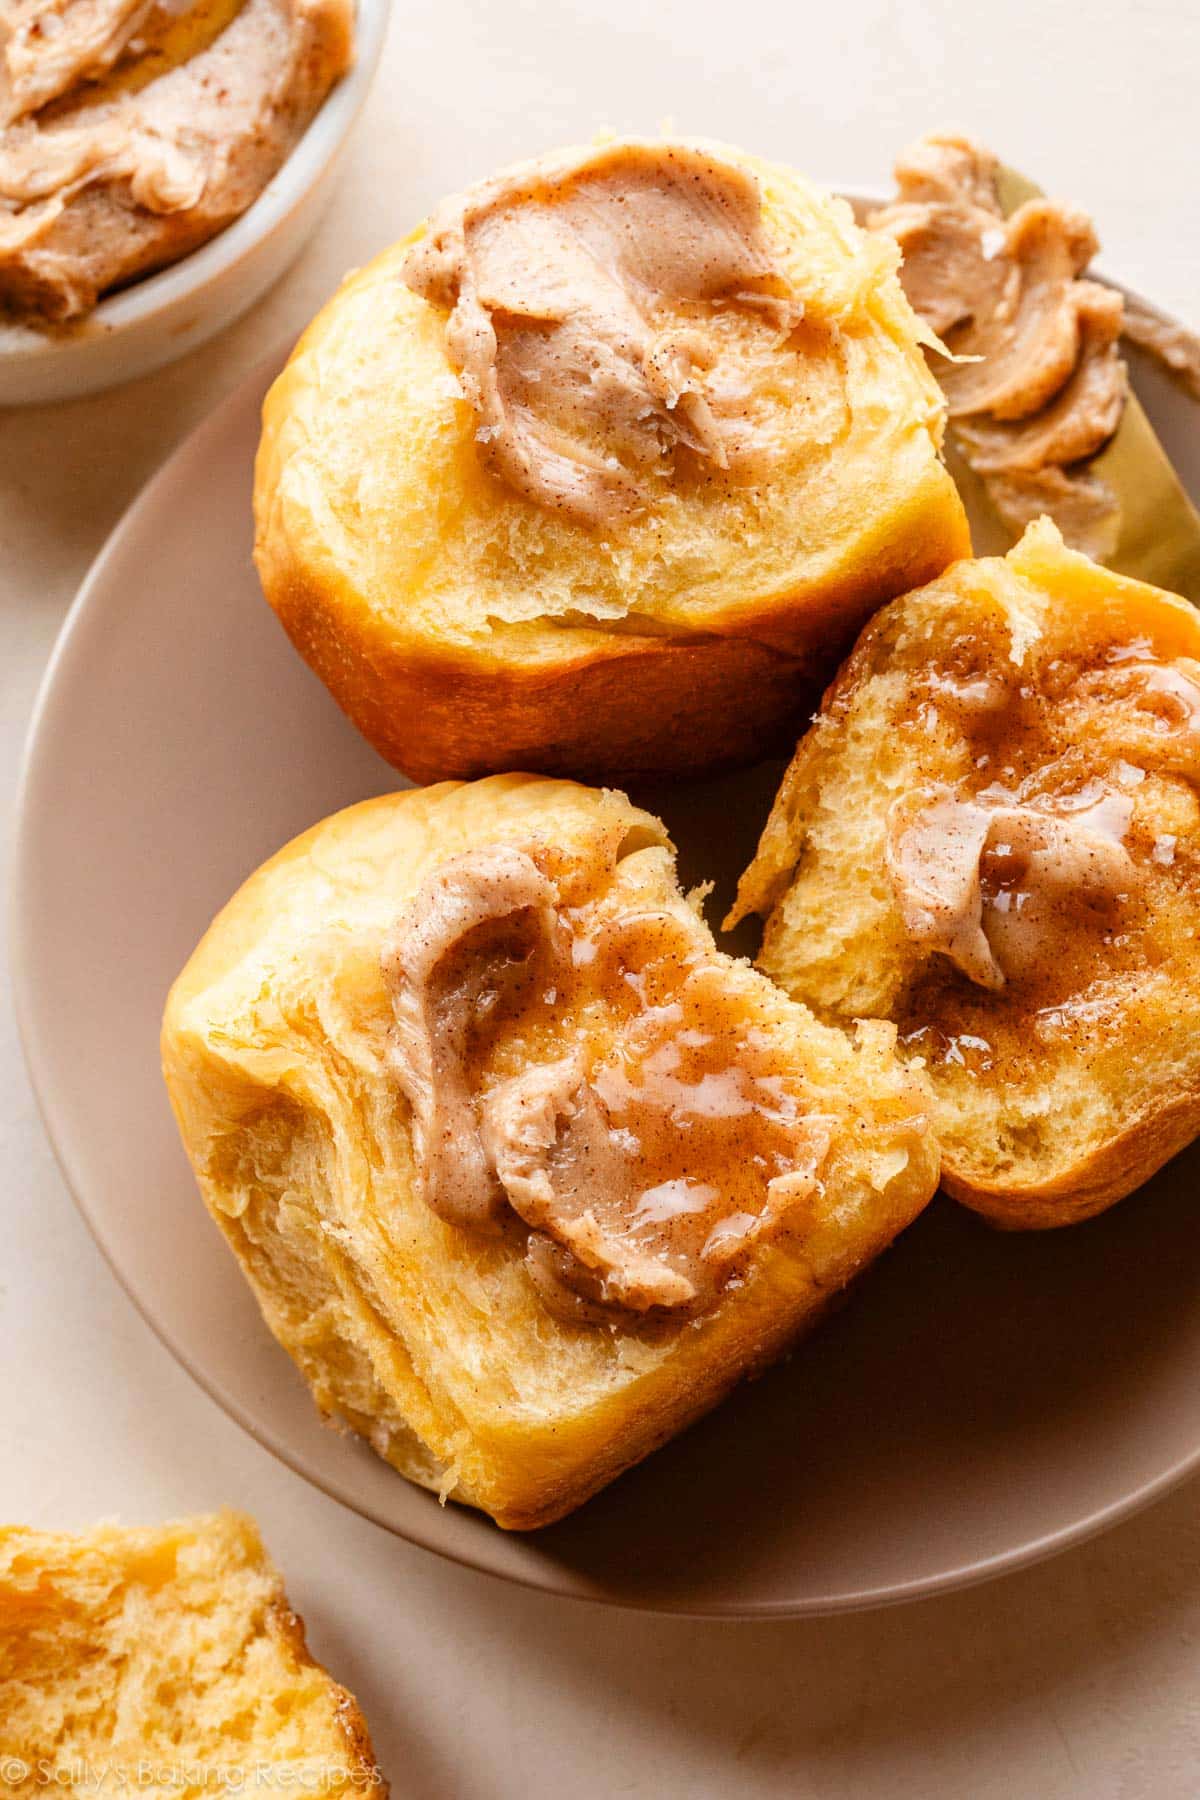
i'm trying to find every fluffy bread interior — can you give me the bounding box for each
[162,775,938,1528]
[0,1511,384,1792]
[733,520,1200,1226]
[252,138,969,783]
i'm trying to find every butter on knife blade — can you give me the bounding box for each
[865,140,1200,603]
[996,163,1200,602]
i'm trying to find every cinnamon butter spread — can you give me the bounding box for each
[401,140,804,525]
[869,135,1127,558]
[0,0,353,321]
[886,782,1135,993]
[883,617,1200,1063]
[382,842,834,1326]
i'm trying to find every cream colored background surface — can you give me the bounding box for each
[3,1,1199,1792]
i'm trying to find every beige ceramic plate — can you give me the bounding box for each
[14,308,1200,1617]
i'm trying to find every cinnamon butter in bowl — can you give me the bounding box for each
[0,0,390,404]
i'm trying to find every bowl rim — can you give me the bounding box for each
[0,0,392,364]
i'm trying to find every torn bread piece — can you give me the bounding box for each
[731,519,1200,1229]
[163,776,938,1528]
[0,1511,385,1793]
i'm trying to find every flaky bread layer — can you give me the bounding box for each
[163,776,938,1527]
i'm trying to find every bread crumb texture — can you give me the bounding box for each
[258,138,957,643]
[734,519,1200,1225]
[252,138,969,781]
[0,1511,385,1797]
[162,775,938,1527]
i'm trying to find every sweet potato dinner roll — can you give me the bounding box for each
[162,777,938,1528]
[731,519,1200,1229]
[0,1512,385,1792]
[252,137,969,784]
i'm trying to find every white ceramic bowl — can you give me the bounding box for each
[0,0,390,408]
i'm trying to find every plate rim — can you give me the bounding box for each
[13,264,1200,1617]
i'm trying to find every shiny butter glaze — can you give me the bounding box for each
[887,615,1200,1072]
[382,841,832,1326]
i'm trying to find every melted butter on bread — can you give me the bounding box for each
[733,519,1200,1228]
[163,778,940,1524]
[383,840,835,1324]
[886,783,1135,993]
[254,138,970,785]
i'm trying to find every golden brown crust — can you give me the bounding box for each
[267,1599,388,1792]
[734,522,1200,1228]
[163,777,940,1527]
[488,1267,880,1530]
[943,1085,1200,1229]
[261,503,964,785]
[252,140,969,785]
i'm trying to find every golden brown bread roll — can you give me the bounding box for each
[162,775,939,1527]
[731,519,1200,1228]
[0,1511,385,1792]
[252,136,969,785]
